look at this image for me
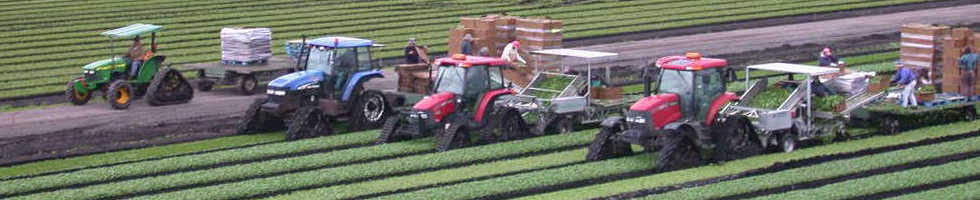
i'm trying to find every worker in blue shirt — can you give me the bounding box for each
[960,47,978,96]
[891,60,918,108]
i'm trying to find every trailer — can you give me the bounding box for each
[857,91,980,134]
[492,49,633,135]
[727,63,883,152]
[183,56,297,95]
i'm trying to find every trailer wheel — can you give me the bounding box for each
[586,126,633,161]
[106,80,133,110]
[437,123,470,151]
[66,79,91,105]
[350,90,389,132]
[377,117,410,144]
[286,106,332,140]
[480,107,530,143]
[236,99,282,134]
[778,130,798,153]
[963,106,977,121]
[237,74,258,95]
[657,128,704,171]
[713,116,762,161]
[883,117,901,135]
[553,117,575,134]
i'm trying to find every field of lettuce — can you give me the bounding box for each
[0,0,950,99]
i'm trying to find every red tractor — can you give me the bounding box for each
[377,54,527,151]
[586,53,762,170]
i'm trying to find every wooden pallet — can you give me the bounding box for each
[221,59,268,66]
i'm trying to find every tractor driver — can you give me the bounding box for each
[327,48,358,96]
[126,37,148,78]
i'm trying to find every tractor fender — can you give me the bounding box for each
[71,78,91,94]
[473,89,515,123]
[600,117,625,128]
[705,92,738,125]
[342,70,384,101]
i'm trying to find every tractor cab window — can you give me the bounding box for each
[657,70,694,95]
[356,47,372,71]
[695,68,725,120]
[488,66,505,89]
[435,65,466,95]
[463,65,491,100]
[306,47,335,74]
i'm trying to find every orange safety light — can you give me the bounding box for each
[452,54,467,60]
[687,64,703,71]
[684,52,702,60]
[460,63,473,68]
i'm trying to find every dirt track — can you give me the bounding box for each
[2,3,980,165]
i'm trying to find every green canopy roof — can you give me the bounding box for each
[101,24,163,38]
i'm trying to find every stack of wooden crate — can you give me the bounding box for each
[899,24,948,83]
[941,27,980,94]
[516,18,564,72]
[447,15,564,87]
[396,63,430,93]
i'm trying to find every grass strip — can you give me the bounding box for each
[269,148,589,200]
[886,180,980,200]
[516,120,980,200]
[0,130,379,197]
[638,134,980,199]
[750,157,980,200]
[0,131,283,179]
[85,130,595,200]
[368,154,654,200]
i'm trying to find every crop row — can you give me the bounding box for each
[516,120,980,200]
[0,132,284,180]
[636,134,980,199]
[752,157,980,199]
[0,130,379,197]
[0,0,313,28]
[887,180,980,200]
[78,130,595,200]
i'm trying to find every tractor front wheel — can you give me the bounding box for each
[377,117,411,144]
[656,128,704,171]
[437,123,470,151]
[106,80,133,110]
[480,107,530,143]
[350,90,390,132]
[146,67,194,106]
[236,98,282,134]
[286,106,332,140]
[65,79,90,105]
[586,126,633,161]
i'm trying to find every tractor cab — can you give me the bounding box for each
[86,24,165,82]
[648,52,729,122]
[412,54,510,123]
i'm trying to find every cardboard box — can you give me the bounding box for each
[900,46,939,55]
[460,17,480,29]
[900,37,939,45]
[901,24,949,36]
[952,28,973,40]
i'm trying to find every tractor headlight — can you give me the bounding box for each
[626,116,646,124]
[266,89,286,96]
[410,111,429,119]
[83,70,95,74]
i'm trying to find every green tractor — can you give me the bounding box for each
[65,24,193,109]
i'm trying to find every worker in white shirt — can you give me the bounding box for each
[501,40,526,64]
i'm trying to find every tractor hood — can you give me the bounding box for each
[631,93,679,111]
[413,92,455,110]
[83,57,126,70]
[268,70,325,90]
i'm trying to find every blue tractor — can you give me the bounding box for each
[236,36,391,140]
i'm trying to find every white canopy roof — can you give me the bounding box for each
[746,63,840,76]
[531,49,618,59]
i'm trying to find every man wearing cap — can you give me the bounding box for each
[461,34,474,55]
[404,38,420,64]
[960,47,978,96]
[891,60,918,108]
[818,47,842,67]
[501,40,526,64]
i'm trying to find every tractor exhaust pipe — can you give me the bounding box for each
[643,62,652,97]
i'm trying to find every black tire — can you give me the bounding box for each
[586,126,633,161]
[656,128,704,171]
[833,125,851,142]
[237,74,258,95]
[196,69,214,91]
[349,90,390,132]
[883,117,901,135]
[779,131,798,153]
[65,79,91,105]
[286,106,333,140]
[480,107,531,144]
[712,116,762,161]
[963,106,977,121]
[106,79,133,110]
[236,98,282,134]
[549,117,575,134]
[146,67,194,106]
[437,123,470,151]
[377,117,410,144]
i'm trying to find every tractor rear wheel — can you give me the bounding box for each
[656,128,704,171]
[146,67,194,106]
[437,123,470,151]
[586,126,633,161]
[480,107,530,143]
[65,79,90,105]
[350,90,390,132]
[236,98,282,134]
[106,80,133,110]
[286,106,332,140]
[551,117,575,134]
[237,74,258,95]
[713,116,762,161]
[377,117,411,144]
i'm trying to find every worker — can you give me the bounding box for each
[126,36,146,77]
[960,47,978,96]
[478,47,490,57]
[891,60,918,108]
[501,40,526,64]
[404,38,420,64]
[461,34,474,55]
[817,47,843,67]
